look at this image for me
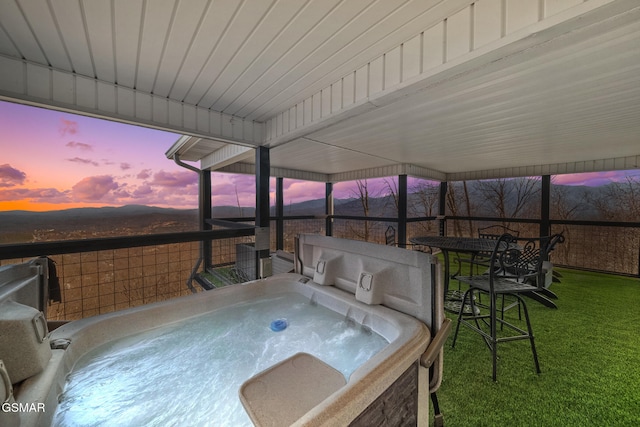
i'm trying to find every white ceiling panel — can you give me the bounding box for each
[113,0,144,89]
[189,0,283,108]
[233,0,462,120]
[17,0,71,70]
[203,0,313,113]
[83,1,116,82]
[134,0,175,93]
[269,137,396,175]
[49,0,95,78]
[0,0,47,64]
[205,0,343,114]
[151,0,211,98]
[170,0,244,103]
[299,14,640,176]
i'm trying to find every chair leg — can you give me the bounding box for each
[490,293,498,382]
[517,295,541,374]
[468,290,492,349]
[451,288,475,348]
[499,295,522,331]
[500,294,505,331]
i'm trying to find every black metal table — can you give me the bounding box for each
[410,236,556,310]
[410,236,501,290]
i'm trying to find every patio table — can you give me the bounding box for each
[410,236,503,290]
[410,236,557,311]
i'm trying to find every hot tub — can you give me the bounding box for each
[3,235,448,427]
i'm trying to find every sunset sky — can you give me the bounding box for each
[1,100,637,212]
[0,100,363,211]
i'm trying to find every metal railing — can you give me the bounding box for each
[2,215,638,322]
[278,215,640,276]
[441,217,640,277]
[0,229,254,321]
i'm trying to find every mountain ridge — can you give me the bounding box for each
[0,182,613,244]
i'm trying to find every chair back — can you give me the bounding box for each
[504,237,543,280]
[477,226,520,260]
[385,225,396,246]
[542,232,565,259]
[478,225,520,240]
[497,234,564,288]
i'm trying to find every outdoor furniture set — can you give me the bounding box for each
[411,229,564,380]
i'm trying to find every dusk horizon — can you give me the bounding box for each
[2,100,638,213]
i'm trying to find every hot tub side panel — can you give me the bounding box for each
[348,361,419,427]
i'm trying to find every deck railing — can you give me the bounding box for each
[0,229,254,321]
[1,215,638,321]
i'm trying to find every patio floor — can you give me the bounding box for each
[436,267,640,426]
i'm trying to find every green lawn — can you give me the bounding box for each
[435,268,640,426]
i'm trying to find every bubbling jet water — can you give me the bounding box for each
[52,293,388,427]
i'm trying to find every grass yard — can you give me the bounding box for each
[435,268,640,426]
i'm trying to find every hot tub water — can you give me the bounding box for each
[52,292,388,427]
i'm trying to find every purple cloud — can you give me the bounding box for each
[59,118,78,137]
[137,169,152,180]
[66,157,99,167]
[553,171,640,186]
[132,184,153,197]
[0,164,26,187]
[66,141,92,151]
[150,170,198,188]
[112,188,132,198]
[120,162,132,171]
[72,175,119,201]
[281,180,324,204]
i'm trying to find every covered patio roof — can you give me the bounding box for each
[1,0,639,182]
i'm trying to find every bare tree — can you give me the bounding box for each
[462,181,474,235]
[587,176,640,221]
[584,176,640,273]
[348,179,372,241]
[383,177,399,215]
[235,185,243,216]
[409,180,439,234]
[550,180,588,221]
[410,181,439,216]
[446,182,468,236]
[549,179,589,262]
[476,177,540,219]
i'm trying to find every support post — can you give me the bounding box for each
[540,175,551,238]
[255,146,270,279]
[438,181,448,236]
[276,177,284,250]
[325,182,334,236]
[398,175,407,247]
[201,170,212,270]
